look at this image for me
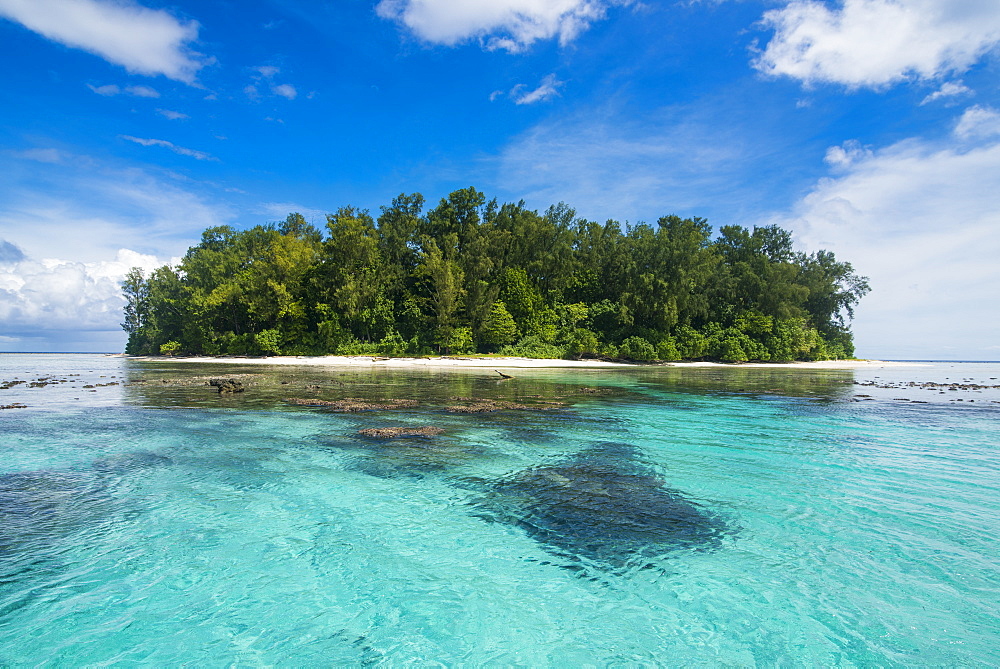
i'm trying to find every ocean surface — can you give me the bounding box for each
[1,353,997,665]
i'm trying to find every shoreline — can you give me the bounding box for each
[125,355,916,370]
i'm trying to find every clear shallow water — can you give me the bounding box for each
[1,355,998,665]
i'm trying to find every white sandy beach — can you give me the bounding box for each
[125,355,914,370]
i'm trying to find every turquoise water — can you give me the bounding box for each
[1,355,998,665]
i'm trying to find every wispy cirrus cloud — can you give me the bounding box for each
[0,0,206,82]
[157,109,189,120]
[511,74,564,105]
[495,102,758,223]
[920,80,973,106]
[88,83,161,98]
[754,0,1000,89]
[120,135,216,161]
[376,0,628,51]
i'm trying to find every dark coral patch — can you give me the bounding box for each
[471,443,729,569]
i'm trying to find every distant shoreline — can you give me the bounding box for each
[125,355,916,370]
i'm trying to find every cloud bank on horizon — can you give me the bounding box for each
[0,0,997,358]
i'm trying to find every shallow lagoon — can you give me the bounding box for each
[1,354,998,665]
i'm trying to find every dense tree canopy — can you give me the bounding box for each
[122,188,869,362]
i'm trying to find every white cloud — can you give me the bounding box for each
[272,83,297,100]
[824,139,873,168]
[764,116,1000,359]
[0,249,165,335]
[13,148,68,164]
[89,83,161,97]
[126,85,160,98]
[0,160,233,263]
[120,135,216,161]
[376,0,625,51]
[920,80,972,105]
[0,240,26,263]
[0,154,233,349]
[954,105,1000,140]
[157,109,189,120]
[755,0,1000,88]
[511,74,564,104]
[258,202,327,222]
[246,67,297,101]
[0,0,205,82]
[496,105,750,222]
[89,83,121,96]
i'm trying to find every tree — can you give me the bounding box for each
[121,267,150,354]
[480,301,518,348]
[127,188,869,362]
[416,235,465,352]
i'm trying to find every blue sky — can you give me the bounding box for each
[1,0,998,359]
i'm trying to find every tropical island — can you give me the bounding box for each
[121,187,869,363]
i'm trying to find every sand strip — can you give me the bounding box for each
[125,355,914,370]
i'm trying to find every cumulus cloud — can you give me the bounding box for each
[120,135,216,161]
[157,109,189,120]
[754,0,1000,88]
[0,0,205,82]
[0,151,234,350]
[764,114,1000,359]
[376,0,625,51]
[0,249,164,336]
[510,73,564,104]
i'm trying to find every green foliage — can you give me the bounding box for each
[441,326,474,355]
[656,337,681,361]
[674,325,708,359]
[619,336,656,361]
[378,329,409,356]
[480,301,518,347]
[159,341,181,356]
[562,328,600,359]
[125,188,868,362]
[499,336,565,359]
[255,329,282,355]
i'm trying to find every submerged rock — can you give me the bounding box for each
[470,442,728,569]
[357,426,445,439]
[446,399,563,413]
[210,378,245,394]
[285,398,418,412]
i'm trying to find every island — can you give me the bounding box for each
[121,187,869,363]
